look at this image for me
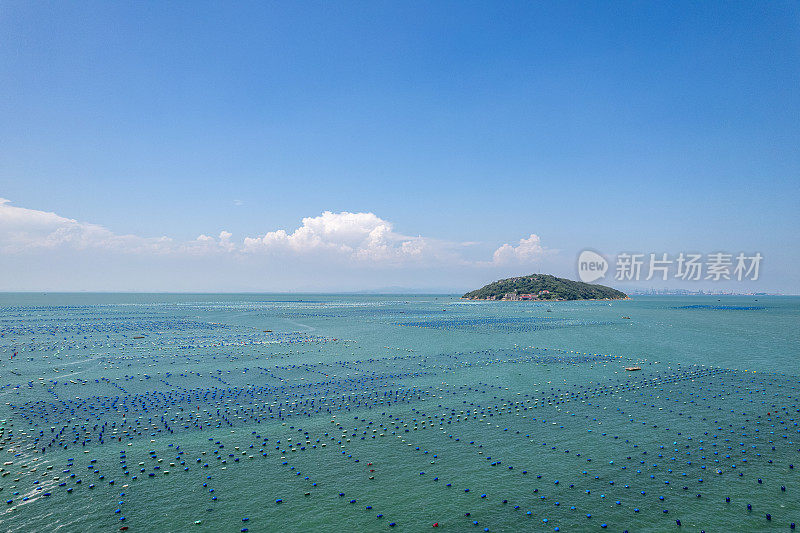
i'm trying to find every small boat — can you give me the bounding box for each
[625,366,641,371]
[133,336,145,339]
[622,316,631,319]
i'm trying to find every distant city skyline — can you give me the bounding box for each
[2,2,798,293]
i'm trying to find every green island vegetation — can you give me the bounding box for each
[462,274,628,301]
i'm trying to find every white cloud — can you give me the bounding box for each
[0,198,172,253]
[0,198,554,269]
[183,231,236,254]
[218,230,235,252]
[242,211,435,263]
[491,233,550,264]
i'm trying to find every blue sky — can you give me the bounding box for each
[1,2,798,292]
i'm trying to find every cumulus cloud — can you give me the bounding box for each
[184,231,237,254]
[0,198,172,253]
[242,211,434,263]
[491,233,550,265]
[0,198,554,268]
[0,200,438,262]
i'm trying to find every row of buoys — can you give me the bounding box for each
[1,299,796,531]
[672,304,766,311]
[333,388,797,530]
[396,316,615,333]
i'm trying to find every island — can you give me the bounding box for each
[462,274,628,301]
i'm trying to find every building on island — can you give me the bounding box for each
[500,290,550,301]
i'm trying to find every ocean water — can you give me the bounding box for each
[0,293,797,532]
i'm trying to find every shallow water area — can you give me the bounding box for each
[0,293,798,531]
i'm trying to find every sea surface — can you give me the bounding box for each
[0,293,797,532]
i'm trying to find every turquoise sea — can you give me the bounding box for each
[0,293,797,532]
